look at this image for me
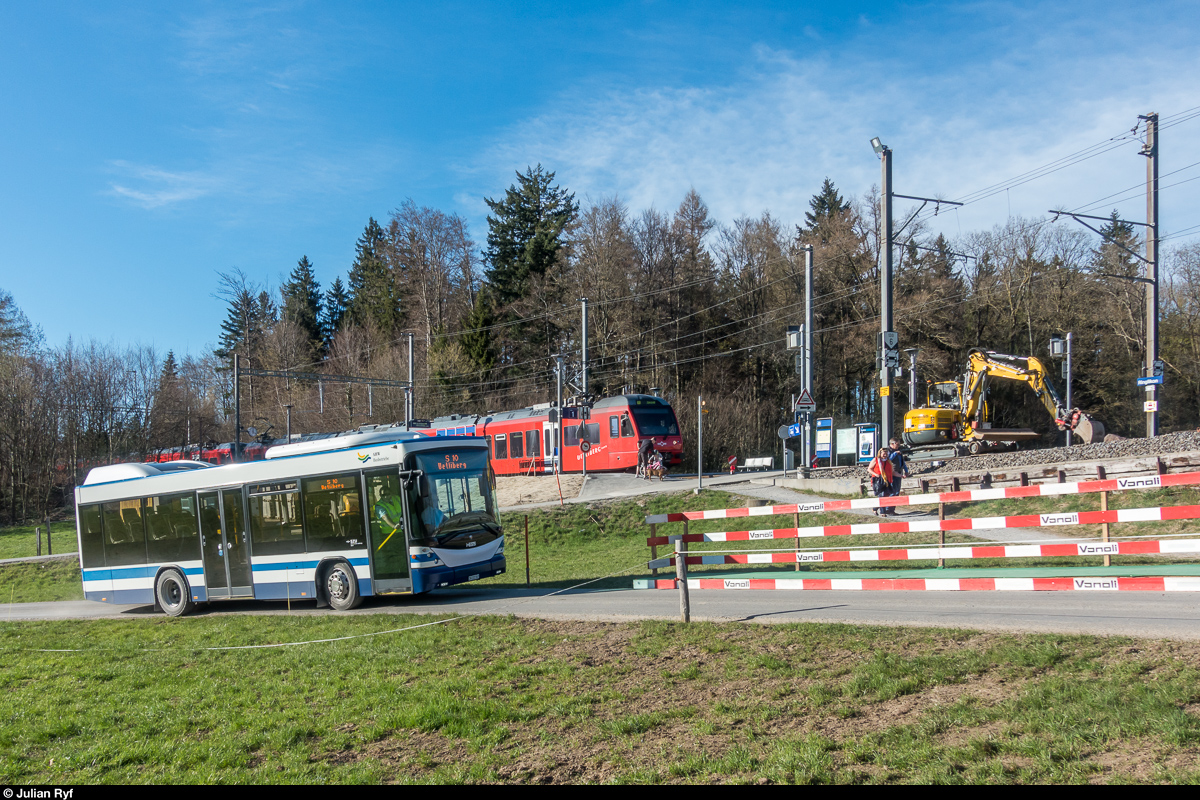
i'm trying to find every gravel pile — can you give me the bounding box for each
[813,430,1200,480]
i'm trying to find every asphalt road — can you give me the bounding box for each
[7,585,1200,640]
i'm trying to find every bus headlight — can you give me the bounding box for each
[409,546,444,567]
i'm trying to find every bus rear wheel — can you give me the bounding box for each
[325,562,362,611]
[156,569,193,617]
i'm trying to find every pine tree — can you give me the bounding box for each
[322,277,350,342]
[347,218,402,333]
[150,351,185,448]
[0,289,33,353]
[1095,210,1140,278]
[216,270,272,360]
[281,256,323,355]
[484,165,579,306]
[799,177,850,242]
[460,288,496,374]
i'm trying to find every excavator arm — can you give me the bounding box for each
[961,349,1104,443]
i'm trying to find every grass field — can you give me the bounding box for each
[1,615,1199,783]
[0,520,73,561]
[3,487,1200,783]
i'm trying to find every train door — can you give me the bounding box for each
[364,468,412,594]
[543,422,555,472]
[198,489,254,599]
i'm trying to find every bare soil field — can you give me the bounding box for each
[496,473,585,508]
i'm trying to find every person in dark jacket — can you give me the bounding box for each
[886,437,911,514]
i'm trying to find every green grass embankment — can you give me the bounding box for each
[1,616,1199,783]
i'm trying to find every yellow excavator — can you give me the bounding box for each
[903,348,1105,456]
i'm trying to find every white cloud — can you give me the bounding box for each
[473,22,1200,245]
[106,161,224,209]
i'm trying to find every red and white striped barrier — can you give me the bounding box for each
[644,471,1200,524]
[639,575,1200,592]
[645,504,1200,546]
[647,537,1200,569]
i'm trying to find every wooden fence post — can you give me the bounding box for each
[675,536,690,623]
[938,503,946,568]
[795,511,801,571]
[1101,491,1112,568]
[649,522,658,576]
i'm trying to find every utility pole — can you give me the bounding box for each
[581,298,589,406]
[406,332,415,424]
[233,352,242,462]
[1142,112,1160,437]
[581,298,589,481]
[878,140,895,444]
[556,356,564,474]
[697,395,703,492]
[1066,331,1074,448]
[803,243,814,470]
[1050,112,1160,439]
[871,136,962,445]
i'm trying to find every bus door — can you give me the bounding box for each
[198,489,254,599]
[364,468,412,594]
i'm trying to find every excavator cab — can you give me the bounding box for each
[902,381,963,446]
[927,381,961,410]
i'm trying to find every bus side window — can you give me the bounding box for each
[103,500,147,566]
[79,504,105,568]
[621,413,634,437]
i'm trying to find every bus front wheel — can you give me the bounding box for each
[155,569,193,617]
[325,562,362,611]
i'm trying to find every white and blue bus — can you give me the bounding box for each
[74,430,503,616]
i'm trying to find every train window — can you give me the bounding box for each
[585,423,600,444]
[510,431,524,459]
[527,429,540,457]
[609,416,619,438]
[494,434,508,459]
[621,413,634,437]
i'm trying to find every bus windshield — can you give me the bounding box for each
[631,407,679,436]
[408,449,499,545]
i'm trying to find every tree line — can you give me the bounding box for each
[2,166,1198,521]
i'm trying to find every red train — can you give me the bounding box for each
[422,394,683,476]
[136,394,682,477]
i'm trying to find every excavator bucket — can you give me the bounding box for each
[1073,414,1105,444]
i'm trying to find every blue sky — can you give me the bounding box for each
[2,1,1197,358]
